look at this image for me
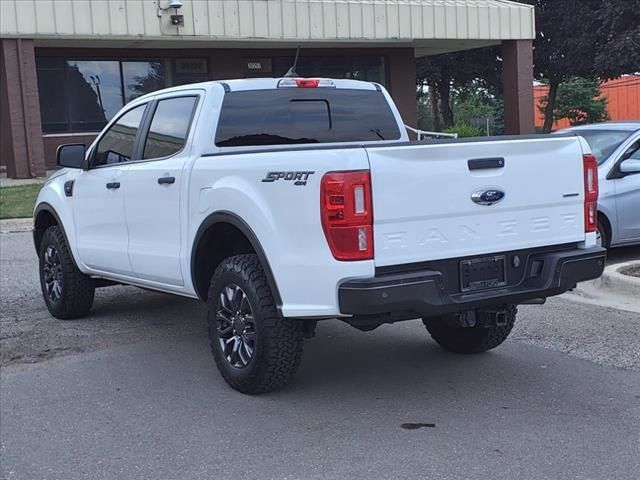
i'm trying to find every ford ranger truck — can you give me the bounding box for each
[34,78,606,394]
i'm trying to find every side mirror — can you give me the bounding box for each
[619,158,640,175]
[56,144,86,169]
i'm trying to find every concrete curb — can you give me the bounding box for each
[0,170,56,187]
[596,261,640,298]
[563,260,640,314]
[0,177,46,187]
[0,218,33,234]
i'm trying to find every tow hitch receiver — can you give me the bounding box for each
[494,309,508,327]
[444,307,509,328]
[475,307,509,328]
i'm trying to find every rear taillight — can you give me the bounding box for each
[583,153,599,233]
[321,170,373,261]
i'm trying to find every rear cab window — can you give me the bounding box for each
[143,96,198,159]
[214,88,401,147]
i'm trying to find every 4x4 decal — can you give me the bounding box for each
[261,171,315,186]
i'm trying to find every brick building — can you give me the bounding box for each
[1,0,535,178]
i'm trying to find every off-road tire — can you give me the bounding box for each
[38,225,95,319]
[207,254,304,394]
[423,305,517,354]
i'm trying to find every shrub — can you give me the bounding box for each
[444,124,485,138]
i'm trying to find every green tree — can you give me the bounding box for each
[416,1,640,134]
[416,47,501,130]
[523,0,640,132]
[594,1,640,76]
[540,77,609,127]
[416,92,434,131]
[524,0,598,132]
[451,81,498,126]
[444,124,485,138]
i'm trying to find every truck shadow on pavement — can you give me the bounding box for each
[606,244,640,265]
[3,289,639,480]
[294,319,557,397]
[3,316,638,480]
[1,287,206,366]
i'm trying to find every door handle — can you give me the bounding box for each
[468,157,505,170]
[106,182,120,189]
[157,176,176,185]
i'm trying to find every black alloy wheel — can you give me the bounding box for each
[206,254,304,394]
[215,283,257,369]
[38,225,95,319]
[42,245,63,303]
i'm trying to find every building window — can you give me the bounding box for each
[122,61,167,104]
[35,58,69,134]
[36,57,206,134]
[67,60,123,132]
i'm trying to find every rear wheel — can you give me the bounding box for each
[423,305,517,354]
[207,254,303,394]
[596,219,609,248]
[38,225,95,319]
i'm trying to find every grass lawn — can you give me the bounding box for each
[0,184,42,219]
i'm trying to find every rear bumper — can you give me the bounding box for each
[338,247,606,317]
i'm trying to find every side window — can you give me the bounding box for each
[93,104,146,167]
[143,96,197,160]
[625,141,640,160]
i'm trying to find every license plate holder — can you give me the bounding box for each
[460,255,507,292]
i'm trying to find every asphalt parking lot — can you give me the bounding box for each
[1,231,639,480]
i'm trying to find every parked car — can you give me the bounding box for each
[34,78,605,394]
[556,122,640,248]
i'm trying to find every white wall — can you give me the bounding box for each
[0,0,535,41]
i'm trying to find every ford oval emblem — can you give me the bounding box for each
[471,187,505,206]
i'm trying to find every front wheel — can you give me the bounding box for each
[423,305,517,354]
[206,254,303,394]
[38,225,95,319]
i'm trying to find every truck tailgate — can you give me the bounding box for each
[365,136,586,267]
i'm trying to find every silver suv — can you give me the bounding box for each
[558,122,640,248]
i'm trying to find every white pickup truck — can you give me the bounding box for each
[35,77,605,394]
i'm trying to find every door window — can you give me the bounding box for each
[143,97,197,160]
[624,141,640,160]
[93,104,147,167]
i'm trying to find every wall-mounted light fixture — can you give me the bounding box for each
[157,0,184,26]
[158,0,184,11]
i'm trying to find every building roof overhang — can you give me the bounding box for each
[1,0,535,55]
